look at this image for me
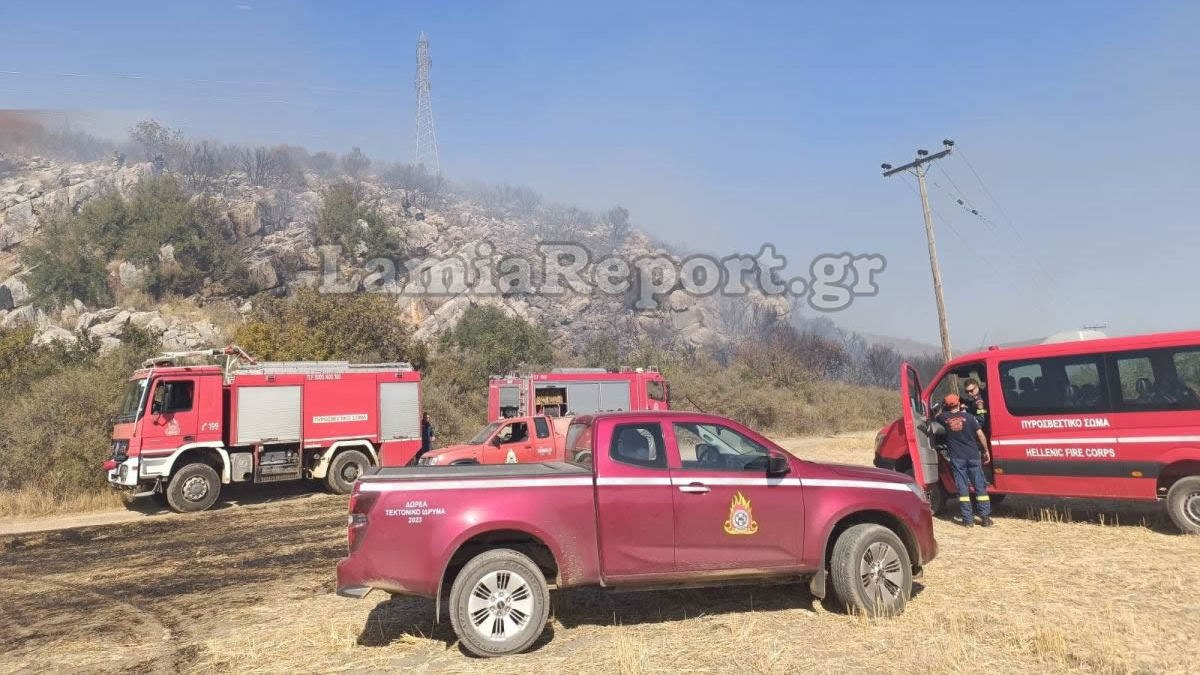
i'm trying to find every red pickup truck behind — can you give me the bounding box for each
[337,411,937,657]
[415,415,571,466]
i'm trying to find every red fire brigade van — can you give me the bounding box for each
[874,330,1200,533]
[487,368,669,421]
[104,347,423,513]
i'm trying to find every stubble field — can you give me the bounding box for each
[2,432,1197,674]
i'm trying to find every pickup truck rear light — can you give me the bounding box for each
[347,490,380,553]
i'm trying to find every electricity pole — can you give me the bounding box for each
[882,140,955,364]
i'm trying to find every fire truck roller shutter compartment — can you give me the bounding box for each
[600,381,631,412]
[380,381,421,439]
[499,385,521,417]
[237,385,302,445]
[566,382,600,415]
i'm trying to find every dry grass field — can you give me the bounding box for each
[2,432,1197,674]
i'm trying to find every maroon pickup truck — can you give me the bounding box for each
[337,411,938,657]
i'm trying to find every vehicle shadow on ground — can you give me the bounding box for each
[123,481,337,516]
[938,495,1175,533]
[356,581,924,656]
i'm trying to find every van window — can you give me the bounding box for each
[930,363,986,408]
[609,423,667,469]
[1111,347,1200,411]
[1000,356,1106,415]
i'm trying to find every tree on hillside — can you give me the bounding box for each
[314,182,404,259]
[438,304,553,376]
[128,120,182,163]
[234,288,425,365]
[341,147,371,179]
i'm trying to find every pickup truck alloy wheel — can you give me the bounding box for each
[1166,476,1200,534]
[449,549,550,657]
[165,463,221,513]
[829,523,912,618]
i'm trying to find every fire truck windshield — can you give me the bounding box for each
[115,378,149,423]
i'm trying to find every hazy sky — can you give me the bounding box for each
[3,1,1198,348]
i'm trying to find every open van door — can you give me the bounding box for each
[900,362,940,490]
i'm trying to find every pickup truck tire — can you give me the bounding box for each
[325,450,370,495]
[830,524,911,618]
[1165,476,1200,534]
[164,463,221,513]
[449,548,550,657]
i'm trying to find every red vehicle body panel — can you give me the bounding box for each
[875,330,1200,503]
[337,411,936,600]
[487,370,670,421]
[417,415,571,466]
[107,362,423,494]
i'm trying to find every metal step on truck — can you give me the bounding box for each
[103,346,423,513]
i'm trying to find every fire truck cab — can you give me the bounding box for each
[874,330,1200,534]
[487,367,669,421]
[105,348,422,513]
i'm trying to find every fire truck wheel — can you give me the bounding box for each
[325,449,370,494]
[830,523,911,618]
[448,548,550,657]
[1166,476,1200,535]
[165,463,221,513]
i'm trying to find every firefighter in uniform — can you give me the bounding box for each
[936,393,994,527]
[961,378,988,432]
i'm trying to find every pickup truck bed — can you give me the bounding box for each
[362,462,589,482]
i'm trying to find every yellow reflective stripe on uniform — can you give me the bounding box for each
[976,495,990,501]
[959,496,971,502]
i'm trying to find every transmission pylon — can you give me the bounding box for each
[414,32,440,174]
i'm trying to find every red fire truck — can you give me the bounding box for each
[874,330,1200,533]
[104,347,423,513]
[487,367,670,421]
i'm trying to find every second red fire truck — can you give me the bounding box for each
[487,367,670,421]
[104,347,423,513]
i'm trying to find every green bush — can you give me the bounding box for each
[233,288,426,364]
[0,326,158,492]
[314,182,404,260]
[20,175,250,307]
[438,304,552,375]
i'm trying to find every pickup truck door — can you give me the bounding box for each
[667,421,805,572]
[529,416,557,462]
[484,420,534,464]
[595,421,675,578]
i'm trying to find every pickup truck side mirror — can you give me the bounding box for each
[766,454,790,476]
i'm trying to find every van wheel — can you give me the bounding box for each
[1166,476,1200,535]
[830,524,912,618]
[449,548,550,657]
[165,463,221,513]
[325,450,370,495]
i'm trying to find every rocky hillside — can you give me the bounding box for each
[0,151,745,358]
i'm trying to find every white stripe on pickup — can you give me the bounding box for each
[357,477,593,492]
[357,475,908,492]
[992,435,1200,446]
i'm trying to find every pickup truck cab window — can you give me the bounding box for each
[610,423,667,469]
[533,416,550,439]
[673,422,770,471]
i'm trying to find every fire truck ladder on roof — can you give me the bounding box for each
[233,361,415,375]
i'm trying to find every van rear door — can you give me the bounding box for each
[900,363,940,488]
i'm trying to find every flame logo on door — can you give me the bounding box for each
[723,491,758,535]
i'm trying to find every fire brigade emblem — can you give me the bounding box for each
[165,418,180,437]
[723,491,758,535]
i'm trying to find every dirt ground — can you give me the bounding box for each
[3,432,1198,674]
